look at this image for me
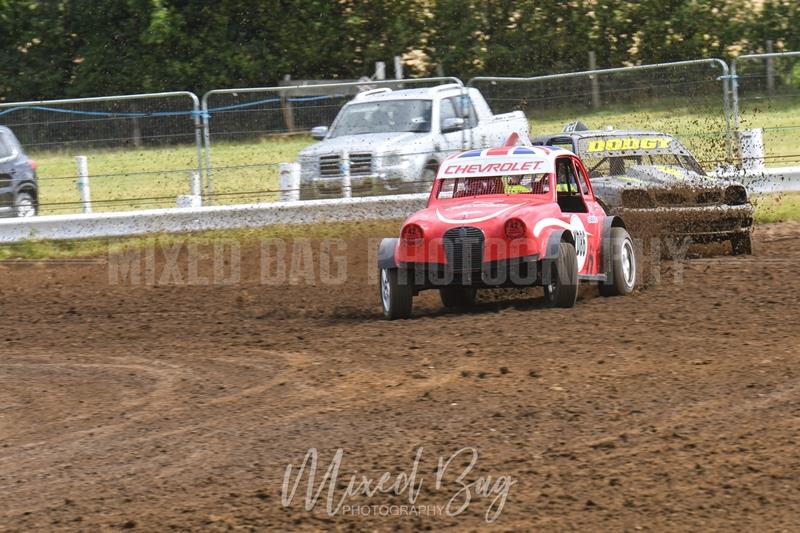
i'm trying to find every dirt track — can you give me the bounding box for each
[1,223,799,531]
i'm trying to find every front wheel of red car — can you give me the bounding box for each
[600,227,637,297]
[380,268,413,319]
[543,241,578,308]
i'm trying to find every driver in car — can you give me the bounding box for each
[504,174,531,194]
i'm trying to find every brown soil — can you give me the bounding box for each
[1,223,799,532]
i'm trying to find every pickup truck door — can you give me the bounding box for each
[439,96,471,157]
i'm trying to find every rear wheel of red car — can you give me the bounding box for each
[380,268,413,319]
[439,287,476,308]
[731,234,752,256]
[600,227,637,297]
[543,241,578,308]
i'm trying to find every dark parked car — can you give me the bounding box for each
[0,126,38,218]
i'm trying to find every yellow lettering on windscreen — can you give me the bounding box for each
[586,137,672,152]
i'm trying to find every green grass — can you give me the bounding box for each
[28,96,800,215]
[0,219,403,261]
[32,136,310,215]
[753,192,800,224]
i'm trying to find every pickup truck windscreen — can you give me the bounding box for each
[329,100,433,137]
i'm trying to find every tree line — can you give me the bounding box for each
[0,0,797,102]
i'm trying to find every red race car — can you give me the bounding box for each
[377,139,637,319]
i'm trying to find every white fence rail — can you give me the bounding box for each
[0,166,796,244]
[0,194,427,243]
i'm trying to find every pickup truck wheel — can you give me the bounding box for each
[380,268,413,319]
[417,167,437,192]
[543,241,578,308]
[439,287,476,308]
[731,233,752,256]
[600,227,636,296]
[15,192,37,217]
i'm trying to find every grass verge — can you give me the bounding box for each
[29,98,800,215]
[2,192,798,261]
[0,219,404,261]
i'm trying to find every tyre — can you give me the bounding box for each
[15,191,37,218]
[416,167,437,193]
[379,268,413,319]
[543,241,578,308]
[298,185,318,201]
[439,286,476,308]
[600,227,637,297]
[731,233,752,256]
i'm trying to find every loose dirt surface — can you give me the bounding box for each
[1,223,799,532]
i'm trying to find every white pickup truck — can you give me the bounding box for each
[296,84,529,198]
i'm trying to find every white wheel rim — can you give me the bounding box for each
[16,197,35,217]
[380,269,391,313]
[621,239,635,287]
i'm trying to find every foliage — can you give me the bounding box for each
[0,0,795,102]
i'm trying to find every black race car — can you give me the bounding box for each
[532,123,753,254]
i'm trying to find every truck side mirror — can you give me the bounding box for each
[310,126,329,140]
[441,117,465,133]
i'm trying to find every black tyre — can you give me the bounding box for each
[731,233,752,256]
[416,167,437,193]
[543,241,578,308]
[379,268,413,319]
[600,227,636,297]
[439,287,476,308]
[15,191,37,218]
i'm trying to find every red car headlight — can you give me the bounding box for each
[504,218,526,240]
[401,223,424,246]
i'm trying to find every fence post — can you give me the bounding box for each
[201,95,214,205]
[132,116,143,148]
[588,51,600,111]
[375,62,386,80]
[75,155,92,214]
[394,56,404,80]
[280,74,296,132]
[766,40,775,96]
[279,163,300,202]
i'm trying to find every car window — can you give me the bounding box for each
[573,160,592,196]
[453,95,478,129]
[0,134,14,159]
[437,174,551,199]
[439,97,459,125]
[584,154,700,178]
[555,158,579,194]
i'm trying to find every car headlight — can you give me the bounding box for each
[724,185,748,206]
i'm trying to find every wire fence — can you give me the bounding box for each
[200,77,462,204]
[0,55,796,216]
[469,59,733,168]
[733,51,800,169]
